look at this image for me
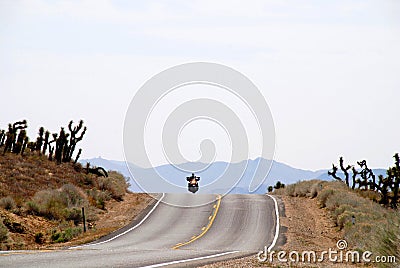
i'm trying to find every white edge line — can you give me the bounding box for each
[266,194,279,252]
[138,250,239,268]
[69,193,165,249]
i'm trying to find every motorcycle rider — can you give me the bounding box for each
[186,173,200,186]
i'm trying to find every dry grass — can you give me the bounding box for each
[0,151,143,250]
[0,196,16,211]
[275,180,400,268]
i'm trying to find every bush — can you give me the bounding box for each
[277,180,400,267]
[0,219,8,243]
[25,201,40,215]
[0,196,16,210]
[31,190,68,220]
[87,190,110,210]
[25,185,87,221]
[317,189,334,208]
[97,171,128,201]
[61,184,85,207]
[34,232,44,244]
[65,207,82,226]
[51,227,82,243]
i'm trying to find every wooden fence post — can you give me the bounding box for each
[82,207,86,232]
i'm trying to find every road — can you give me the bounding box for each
[0,193,278,268]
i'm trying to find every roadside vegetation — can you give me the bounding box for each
[0,120,134,250]
[274,180,400,267]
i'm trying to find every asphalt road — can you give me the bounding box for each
[0,193,278,268]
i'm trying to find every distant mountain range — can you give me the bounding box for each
[80,157,389,194]
[80,157,333,194]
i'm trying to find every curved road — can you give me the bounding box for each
[0,193,278,267]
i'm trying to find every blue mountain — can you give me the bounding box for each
[81,157,330,194]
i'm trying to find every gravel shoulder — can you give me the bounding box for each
[200,194,363,268]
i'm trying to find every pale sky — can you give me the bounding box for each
[1,0,399,170]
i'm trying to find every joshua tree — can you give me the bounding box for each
[0,130,5,146]
[13,129,27,154]
[328,157,351,187]
[351,166,358,190]
[21,136,29,155]
[3,120,27,154]
[35,127,44,154]
[357,160,375,190]
[74,148,82,164]
[376,175,391,206]
[339,157,351,187]
[55,128,67,164]
[65,120,86,162]
[42,131,50,155]
[328,164,342,181]
[48,133,57,161]
[85,162,108,177]
[389,153,400,208]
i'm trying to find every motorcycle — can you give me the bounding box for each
[187,173,200,194]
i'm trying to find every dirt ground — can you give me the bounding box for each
[200,195,370,268]
[1,192,153,250]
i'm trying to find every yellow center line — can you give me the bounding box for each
[172,195,221,250]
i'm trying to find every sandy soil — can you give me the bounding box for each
[200,195,369,268]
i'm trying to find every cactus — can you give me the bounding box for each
[88,166,108,178]
[377,174,391,205]
[0,130,5,146]
[21,136,29,155]
[47,133,57,161]
[66,120,87,162]
[55,128,67,164]
[11,120,27,152]
[351,166,358,190]
[2,120,27,154]
[328,164,342,181]
[84,162,108,177]
[389,153,400,208]
[328,157,351,187]
[62,133,70,162]
[357,160,375,190]
[74,148,82,164]
[35,127,44,154]
[339,157,351,187]
[42,131,50,155]
[3,124,15,154]
[48,145,54,161]
[13,129,27,154]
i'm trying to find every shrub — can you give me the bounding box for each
[51,227,82,243]
[277,179,400,267]
[25,185,87,221]
[31,190,68,220]
[284,184,296,196]
[0,196,16,210]
[61,184,85,207]
[97,171,128,201]
[274,181,285,190]
[65,207,82,226]
[0,219,8,243]
[87,190,110,210]
[25,201,40,215]
[34,232,44,244]
[317,189,334,208]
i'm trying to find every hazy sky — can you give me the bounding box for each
[1,0,399,170]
